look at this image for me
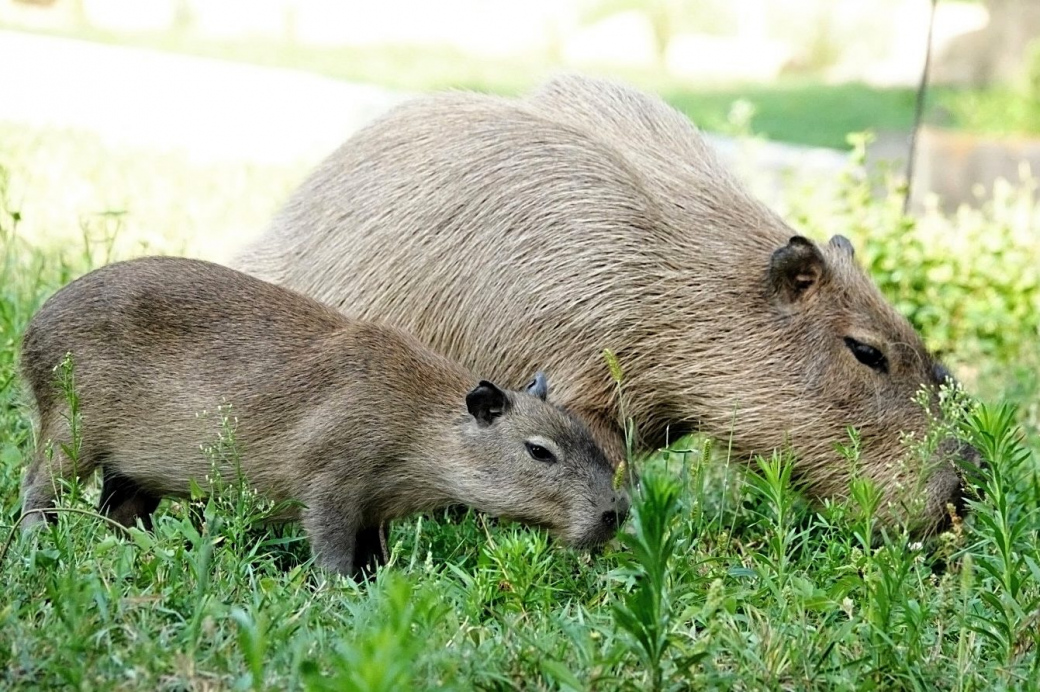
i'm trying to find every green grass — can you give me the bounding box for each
[938,86,1040,138]
[662,81,927,148]
[1,116,1039,688]
[936,40,1040,137]
[0,23,942,150]
[0,121,307,262]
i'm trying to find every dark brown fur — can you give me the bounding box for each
[232,74,975,534]
[19,257,625,577]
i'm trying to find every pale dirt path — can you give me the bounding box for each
[0,29,852,174]
[0,29,410,164]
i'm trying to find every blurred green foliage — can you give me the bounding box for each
[941,39,1040,136]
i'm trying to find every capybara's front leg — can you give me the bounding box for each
[301,487,363,578]
[99,468,161,530]
[353,523,389,577]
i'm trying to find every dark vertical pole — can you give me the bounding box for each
[905,0,940,215]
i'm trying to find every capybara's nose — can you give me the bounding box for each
[950,479,968,516]
[933,477,970,535]
[602,509,624,531]
[602,495,630,531]
[932,362,953,385]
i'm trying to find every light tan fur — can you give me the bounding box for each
[233,74,973,534]
[19,257,624,577]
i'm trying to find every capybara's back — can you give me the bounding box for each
[21,257,345,433]
[233,75,975,534]
[19,257,353,526]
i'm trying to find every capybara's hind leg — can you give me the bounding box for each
[20,417,101,531]
[20,448,60,531]
[20,447,77,531]
[99,468,161,530]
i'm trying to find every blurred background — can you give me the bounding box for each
[2,0,1038,244]
[0,0,1037,431]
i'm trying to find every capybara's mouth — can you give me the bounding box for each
[933,500,965,535]
[563,520,625,551]
[954,441,987,494]
[906,439,984,539]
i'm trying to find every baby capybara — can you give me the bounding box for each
[19,257,627,577]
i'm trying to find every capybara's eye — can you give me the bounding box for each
[525,442,557,464]
[844,337,889,374]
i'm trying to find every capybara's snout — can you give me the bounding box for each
[920,438,983,536]
[601,492,630,533]
[565,489,630,549]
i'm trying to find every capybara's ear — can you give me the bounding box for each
[466,380,509,426]
[768,236,826,305]
[829,234,855,257]
[526,371,549,401]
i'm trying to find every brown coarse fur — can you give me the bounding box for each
[19,257,624,577]
[232,74,975,535]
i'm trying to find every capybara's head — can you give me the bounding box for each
[750,233,977,534]
[459,372,627,548]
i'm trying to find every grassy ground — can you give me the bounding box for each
[1,116,1039,690]
[0,22,940,150]
[0,121,306,261]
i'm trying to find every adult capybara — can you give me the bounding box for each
[19,257,626,577]
[232,74,974,535]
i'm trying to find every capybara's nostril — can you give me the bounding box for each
[602,505,629,531]
[962,442,987,488]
